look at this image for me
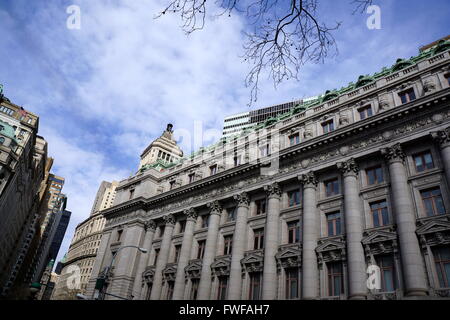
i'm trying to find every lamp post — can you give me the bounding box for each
[97,245,147,300]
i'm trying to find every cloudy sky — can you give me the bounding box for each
[0,0,449,267]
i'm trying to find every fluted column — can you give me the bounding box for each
[300,171,319,299]
[173,208,198,300]
[262,182,282,300]
[197,200,223,300]
[227,192,250,300]
[337,158,367,300]
[133,220,156,300]
[150,214,175,300]
[431,127,450,187]
[381,143,428,296]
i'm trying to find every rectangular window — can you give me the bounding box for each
[174,245,181,263]
[179,220,186,234]
[421,187,445,216]
[366,166,384,185]
[210,165,218,175]
[399,88,416,104]
[188,173,195,183]
[322,120,334,134]
[166,281,174,300]
[370,200,390,227]
[260,144,270,157]
[433,246,450,288]
[288,190,301,207]
[325,178,340,197]
[327,262,344,296]
[249,272,262,300]
[227,207,236,222]
[234,155,241,167]
[375,255,396,292]
[169,180,175,190]
[153,249,160,265]
[201,215,210,228]
[285,268,300,299]
[217,276,228,300]
[129,189,135,199]
[358,105,373,120]
[289,133,300,146]
[327,212,341,237]
[413,151,434,172]
[287,220,301,244]
[255,199,266,215]
[446,74,450,86]
[224,235,233,255]
[197,240,206,259]
[190,279,199,300]
[116,230,123,242]
[159,226,165,238]
[253,228,265,250]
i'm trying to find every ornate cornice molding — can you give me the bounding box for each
[183,208,198,221]
[337,158,359,177]
[233,192,250,207]
[299,171,318,188]
[381,143,405,164]
[264,182,282,199]
[206,200,223,215]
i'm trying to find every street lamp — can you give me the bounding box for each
[96,245,147,300]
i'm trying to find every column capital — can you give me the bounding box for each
[299,171,318,188]
[183,208,198,221]
[163,214,176,226]
[337,158,359,177]
[381,143,406,164]
[264,182,282,199]
[431,127,450,148]
[206,200,223,215]
[144,220,157,231]
[233,192,250,208]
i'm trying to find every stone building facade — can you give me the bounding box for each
[87,39,450,300]
[51,181,118,299]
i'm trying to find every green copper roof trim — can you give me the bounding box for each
[0,119,17,141]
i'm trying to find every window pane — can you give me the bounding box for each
[383,270,394,292]
[424,153,434,169]
[336,218,341,235]
[415,156,424,171]
[435,196,445,215]
[424,199,434,216]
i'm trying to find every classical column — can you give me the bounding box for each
[431,127,450,187]
[262,182,282,300]
[300,171,319,299]
[337,158,367,300]
[173,208,198,300]
[150,214,176,300]
[132,220,156,300]
[227,192,250,300]
[381,143,428,296]
[197,200,223,300]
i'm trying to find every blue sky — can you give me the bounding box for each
[0,0,449,266]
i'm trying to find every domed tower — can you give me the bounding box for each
[139,123,183,169]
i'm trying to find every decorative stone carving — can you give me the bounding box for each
[316,236,346,265]
[163,214,176,226]
[233,192,250,207]
[211,255,232,276]
[162,263,177,281]
[362,226,398,258]
[241,250,264,273]
[185,259,203,279]
[422,77,436,94]
[183,207,198,221]
[337,158,359,176]
[264,182,282,198]
[431,127,450,148]
[299,171,318,187]
[381,143,405,163]
[144,220,157,231]
[378,94,391,111]
[338,113,350,126]
[275,244,302,269]
[207,200,222,215]
[143,266,155,284]
[303,129,313,139]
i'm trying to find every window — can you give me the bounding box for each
[116,230,123,242]
[366,166,384,185]
[325,178,340,197]
[217,276,228,300]
[153,249,160,265]
[0,137,4,145]
[433,247,450,288]
[197,240,206,259]
[288,190,301,207]
[249,272,262,300]
[327,262,344,296]
[445,74,450,86]
[287,220,301,244]
[322,120,334,134]
[253,228,264,250]
[201,215,209,228]
[129,189,135,199]
[210,165,218,175]
[260,144,270,157]
[227,207,236,222]
[255,199,266,215]
[159,226,165,238]
[166,281,174,300]
[179,220,186,234]
[375,255,396,292]
[327,212,341,237]
[358,105,373,120]
[224,235,233,255]
[285,268,299,299]
[421,188,445,216]
[289,133,300,146]
[174,245,181,263]
[413,151,434,172]
[169,180,175,190]
[399,88,416,104]
[234,155,241,167]
[190,279,199,300]
[370,200,390,227]
[188,173,195,183]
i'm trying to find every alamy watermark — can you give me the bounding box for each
[66,5,81,30]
